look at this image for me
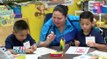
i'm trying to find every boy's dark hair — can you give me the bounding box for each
[13,20,29,32]
[80,11,94,22]
[53,4,68,17]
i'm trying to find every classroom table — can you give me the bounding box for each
[16,44,96,59]
[25,44,70,59]
[38,46,96,59]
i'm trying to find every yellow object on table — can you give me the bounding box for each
[60,38,65,51]
[17,54,26,59]
[51,51,62,54]
[50,51,63,57]
[98,55,107,59]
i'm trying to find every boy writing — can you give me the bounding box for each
[74,11,107,51]
[5,20,37,54]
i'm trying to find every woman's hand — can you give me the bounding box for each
[39,31,56,47]
[46,31,56,43]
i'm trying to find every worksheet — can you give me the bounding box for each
[26,47,57,59]
[66,46,90,54]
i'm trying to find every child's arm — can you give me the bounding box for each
[30,44,37,53]
[87,42,107,51]
[25,34,37,54]
[86,28,107,51]
[25,42,36,54]
[94,43,107,51]
[31,44,37,51]
[25,44,37,54]
[5,38,15,54]
[7,45,37,54]
[8,49,15,54]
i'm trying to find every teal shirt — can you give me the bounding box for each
[40,15,80,46]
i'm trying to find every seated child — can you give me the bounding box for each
[74,11,107,51]
[0,44,2,47]
[5,20,37,54]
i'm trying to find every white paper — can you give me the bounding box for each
[26,54,38,59]
[73,54,92,59]
[90,50,107,58]
[34,47,57,56]
[26,47,57,59]
[86,36,95,44]
[23,41,30,49]
[73,50,107,59]
[66,46,90,54]
[0,48,14,59]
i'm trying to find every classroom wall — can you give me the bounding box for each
[21,0,80,43]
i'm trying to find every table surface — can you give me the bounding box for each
[38,46,96,59]
[15,45,96,59]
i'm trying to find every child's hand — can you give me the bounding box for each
[46,31,56,43]
[25,49,34,54]
[31,44,37,51]
[86,41,96,47]
[74,40,80,46]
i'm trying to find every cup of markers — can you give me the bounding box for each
[13,46,26,54]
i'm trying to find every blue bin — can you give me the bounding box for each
[101,6,107,14]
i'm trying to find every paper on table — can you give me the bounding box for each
[26,47,57,59]
[73,54,92,59]
[26,54,38,59]
[73,50,107,59]
[90,50,107,57]
[34,47,57,56]
[66,46,90,54]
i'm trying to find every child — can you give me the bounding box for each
[74,11,107,51]
[0,44,2,47]
[5,20,37,54]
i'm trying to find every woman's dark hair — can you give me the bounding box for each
[13,20,29,32]
[80,11,94,22]
[53,5,68,17]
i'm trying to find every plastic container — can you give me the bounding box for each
[50,54,63,57]
[50,52,63,57]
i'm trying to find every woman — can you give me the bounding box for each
[39,5,79,47]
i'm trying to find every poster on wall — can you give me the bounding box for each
[48,0,74,6]
[0,6,14,26]
[36,0,74,7]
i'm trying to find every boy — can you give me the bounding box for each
[0,44,2,47]
[74,11,107,51]
[5,20,37,54]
